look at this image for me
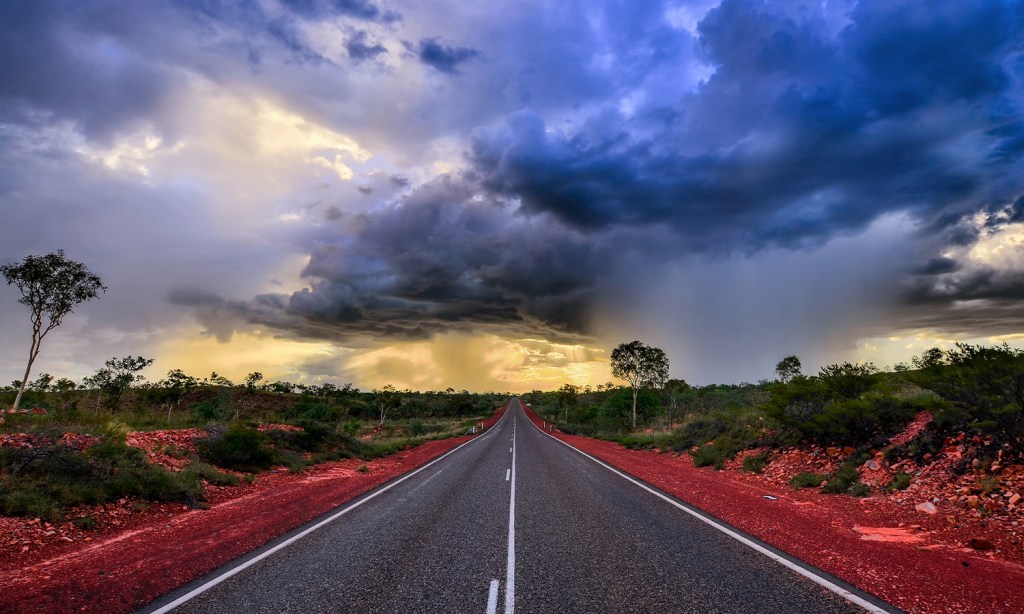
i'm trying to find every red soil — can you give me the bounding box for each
[520,406,1024,614]
[0,429,487,613]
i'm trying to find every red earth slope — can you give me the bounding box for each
[520,405,1023,614]
[0,402,510,614]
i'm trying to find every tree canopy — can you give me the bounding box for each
[610,340,670,429]
[1,250,105,413]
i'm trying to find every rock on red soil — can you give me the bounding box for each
[520,406,1024,614]
[0,411,509,614]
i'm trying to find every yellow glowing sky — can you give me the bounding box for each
[157,327,612,392]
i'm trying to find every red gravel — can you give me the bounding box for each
[520,406,1024,614]
[0,432,482,613]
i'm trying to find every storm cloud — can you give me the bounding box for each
[3,0,1024,387]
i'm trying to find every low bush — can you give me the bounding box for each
[884,471,913,492]
[198,424,274,472]
[790,472,826,488]
[0,435,204,520]
[742,451,770,474]
[822,463,862,494]
[691,444,728,469]
[183,462,240,487]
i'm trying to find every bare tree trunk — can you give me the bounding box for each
[631,387,639,430]
[11,337,40,412]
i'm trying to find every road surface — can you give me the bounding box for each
[142,400,896,613]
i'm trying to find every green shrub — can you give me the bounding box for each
[907,343,1024,445]
[409,420,426,436]
[198,425,274,472]
[848,482,871,497]
[823,463,862,494]
[191,399,227,421]
[0,436,204,520]
[742,451,770,474]
[670,414,728,452]
[791,472,826,488]
[690,444,728,469]
[184,462,240,487]
[766,378,919,447]
[884,471,913,492]
[342,419,361,436]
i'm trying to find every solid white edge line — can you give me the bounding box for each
[150,405,515,614]
[486,579,499,614]
[504,403,517,614]
[523,411,892,614]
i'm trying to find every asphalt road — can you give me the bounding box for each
[142,400,896,614]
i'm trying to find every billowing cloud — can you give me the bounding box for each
[3,0,1024,389]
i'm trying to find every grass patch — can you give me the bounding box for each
[690,444,727,469]
[790,472,826,489]
[822,463,860,494]
[183,462,240,487]
[742,451,770,474]
[611,432,675,450]
[883,471,913,492]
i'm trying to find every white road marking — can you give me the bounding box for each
[486,579,499,614]
[506,468,510,481]
[148,410,512,614]
[504,408,517,614]
[525,414,892,614]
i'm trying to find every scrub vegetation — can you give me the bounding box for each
[526,343,1024,497]
[0,372,503,521]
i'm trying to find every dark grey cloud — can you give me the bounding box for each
[5,0,1024,386]
[414,37,480,74]
[175,175,610,343]
[345,30,387,61]
[167,0,1024,350]
[901,199,1024,336]
[468,1,1024,256]
[0,2,179,142]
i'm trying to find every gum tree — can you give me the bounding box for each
[1,250,105,414]
[610,340,670,430]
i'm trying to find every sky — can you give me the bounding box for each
[1,0,1024,392]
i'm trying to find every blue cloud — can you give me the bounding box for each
[415,37,480,74]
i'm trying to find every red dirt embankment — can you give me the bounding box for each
[0,403,514,614]
[519,405,1024,614]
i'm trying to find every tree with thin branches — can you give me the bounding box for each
[1,250,105,415]
[610,340,670,430]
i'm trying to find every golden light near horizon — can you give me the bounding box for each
[341,333,612,392]
[157,328,340,385]
[155,326,612,392]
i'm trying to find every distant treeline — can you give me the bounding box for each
[526,343,1024,473]
[0,359,506,429]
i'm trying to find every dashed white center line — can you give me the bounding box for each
[485,579,499,614]
[506,468,510,481]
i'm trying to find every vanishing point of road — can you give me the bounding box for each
[142,400,897,614]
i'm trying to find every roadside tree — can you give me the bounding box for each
[160,369,198,420]
[90,355,155,411]
[663,378,690,428]
[1,250,106,413]
[775,355,802,382]
[610,340,670,429]
[374,384,399,425]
